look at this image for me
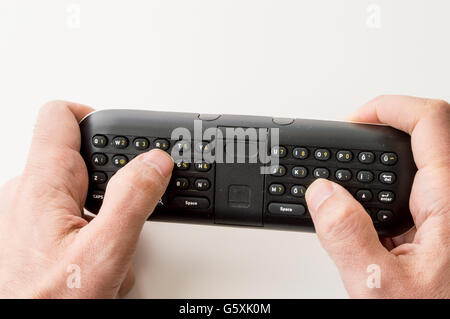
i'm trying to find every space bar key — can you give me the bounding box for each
[268,202,305,216]
[172,197,210,209]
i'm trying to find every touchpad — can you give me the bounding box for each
[228,185,251,208]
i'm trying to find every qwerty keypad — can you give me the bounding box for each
[88,134,400,225]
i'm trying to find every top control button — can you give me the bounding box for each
[92,135,108,148]
[314,149,331,161]
[198,114,221,121]
[381,153,398,165]
[272,117,294,125]
[112,136,129,149]
[358,152,375,164]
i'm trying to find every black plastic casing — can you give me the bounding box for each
[80,110,416,237]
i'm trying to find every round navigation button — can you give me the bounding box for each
[198,114,221,121]
[272,117,295,125]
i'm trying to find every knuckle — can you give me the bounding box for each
[317,203,366,241]
[427,98,450,114]
[372,94,390,105]
[111,162,166,197]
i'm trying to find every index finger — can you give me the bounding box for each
[31,100,94,153]
[348,95,446,134]
[348,95,450,168]
[23,100,95,209]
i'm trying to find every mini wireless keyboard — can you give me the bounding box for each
[79,110,416,237]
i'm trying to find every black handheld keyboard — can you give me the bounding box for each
[80,110,416,237]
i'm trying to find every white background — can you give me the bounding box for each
[0,0,449,298]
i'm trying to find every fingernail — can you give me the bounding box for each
[141,149,174,178]
[306,179,336,214]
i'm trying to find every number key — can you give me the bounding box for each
[314,149,331,161]
[293,147,308,159]
[336,150,352,162]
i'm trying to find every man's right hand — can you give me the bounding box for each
[305,95,450,298]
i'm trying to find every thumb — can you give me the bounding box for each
[86,149,173,255]
[305,179,392,282]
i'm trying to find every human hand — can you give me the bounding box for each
[305,95,450,298]
[0,101,174,298]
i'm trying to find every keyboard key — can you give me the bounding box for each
[92,172,107,184]
[335,169,352,181]
[134,138,150,150]
[377,210,393,222]
[91,190,105,201]
[358,151,375,164]
[357,170,374,183]
[292,166,307,178]
[194,141,212,154]
[270,165,286,177]
[172,196,210,209]
[292,147,308,159]
[174,177,189,190]
[194,162,211,172]
[291,185,306,197]
[112,136,129,149]
[154,139,170,150]
[356,189,372,202]
[271,146,287,158]
[92,135,108,148]
[194,178,210,191]
[175,161,190,170]
[380,153,398,165]
[174,140,191,152]
[379,172,396,184]
[268,202,306,216]
[269,184,285,195]
[378,191,395,203]
[314,149,331,161]
[92,153,107,166]
[336,150,352,162]
[313,168,330,178]
[112,155,128,168]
